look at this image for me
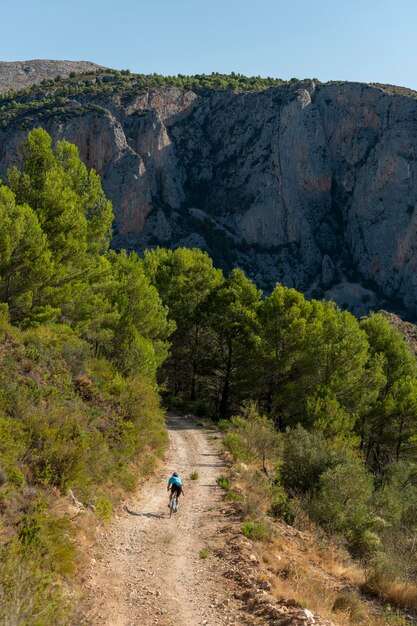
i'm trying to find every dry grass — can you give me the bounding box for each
[259,546,339,619]
[232,466,271,521]
[318,549,364,587]
[233,467,412,626]
[256,542,396,626]
[226,461,417,626]
[365,577,417,612]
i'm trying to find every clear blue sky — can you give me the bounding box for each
[2,0,417,89]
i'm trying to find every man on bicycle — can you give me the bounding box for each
[167,471,185,507]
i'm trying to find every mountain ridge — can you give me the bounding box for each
[0,59,102,92]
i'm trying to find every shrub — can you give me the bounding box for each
[366,552,417,612]
[226,488,244,502]
[217,475,230,489]
[239,469,272,520]
[281,425,334,493]
[0,539,73,626]
[7,466,25,487]
[0,303,9,338]
[349,529,381,557]
[223,432,246,460]
[309,459,378,556]
[96,496,112,523]
[18,502,76,576]
[241,520,270,541]
[224,402,281,474]
[119,373,168,458]
[332,591,367,621]
[190,471,199,480]
[0,414,26,486]
[268,484,296,525]
[86,356,119,394]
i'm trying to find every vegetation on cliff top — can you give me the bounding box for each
[0,69,311,128]
[1,67,416,130]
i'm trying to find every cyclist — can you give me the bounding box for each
[167,471,185,508]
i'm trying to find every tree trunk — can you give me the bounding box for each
[190,363,196,402]
[190,324,199,401]
[219,342,232,418]
[396,418,404,462]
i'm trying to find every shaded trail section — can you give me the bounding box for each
[83,414,250,626]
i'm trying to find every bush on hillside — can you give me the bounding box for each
[223,401,281,474]
[0,539,72,626]
[308,460,379,556]
[241,520,271,541]
[281,425,334,493]
[268,483,296,525]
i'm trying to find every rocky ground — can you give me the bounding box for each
[81,414,334,626]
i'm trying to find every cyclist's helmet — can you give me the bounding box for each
[172,472,178,477]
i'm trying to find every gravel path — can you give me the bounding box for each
[83,414,249,626]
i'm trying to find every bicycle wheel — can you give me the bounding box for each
[169,495,177,518]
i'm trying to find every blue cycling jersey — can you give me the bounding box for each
[168,475,182,487]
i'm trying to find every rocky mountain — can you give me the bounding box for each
[0,60,102,93]
[1,66,417,317]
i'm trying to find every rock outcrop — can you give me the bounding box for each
[0,60,102,92]
[1,68,417,317]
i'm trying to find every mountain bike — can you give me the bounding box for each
[169,493,179,518]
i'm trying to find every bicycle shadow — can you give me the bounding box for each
[124,505,164,519]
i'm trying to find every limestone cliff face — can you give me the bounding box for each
[1,77,417,317]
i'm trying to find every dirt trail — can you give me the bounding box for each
[83,414,252,626]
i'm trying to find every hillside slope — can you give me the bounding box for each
[2,67,417,316]
[0,60,102,92]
